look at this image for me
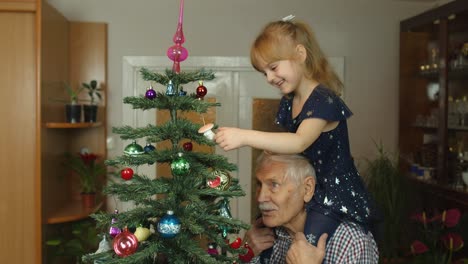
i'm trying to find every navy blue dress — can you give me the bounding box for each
[276,85,374,226]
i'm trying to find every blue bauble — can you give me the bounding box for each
[144,143,156,165]
[157,210,181,238]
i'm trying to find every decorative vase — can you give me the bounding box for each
[65,104,82,123]
[83,105,98,123]
[81,192,96,209]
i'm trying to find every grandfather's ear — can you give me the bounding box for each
[303,176,315,203]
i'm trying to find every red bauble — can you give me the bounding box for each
[121,168,134,180]
[182,141,193,151]
[207,176,221,188]
[113,228,138,257]
[229,237,242,249]
[196,81,207,99]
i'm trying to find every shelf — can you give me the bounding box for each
[46,200,103,224]
[408,176,468,210]
[45,122,102,129]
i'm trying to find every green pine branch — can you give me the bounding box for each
[123,94,220,112]
[140,68,215,86]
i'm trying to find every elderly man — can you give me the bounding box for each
[243,152,379,264]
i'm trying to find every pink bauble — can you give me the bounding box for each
[113,228,139,257]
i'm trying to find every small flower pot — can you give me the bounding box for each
[83,105,98,123]
[65,104,82,123]
[81,192,96,209]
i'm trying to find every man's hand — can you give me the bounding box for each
[243,218,275,256]
[286,232,327,264]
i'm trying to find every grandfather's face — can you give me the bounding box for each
[256,162,307,231]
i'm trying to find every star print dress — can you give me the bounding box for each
[276,85,374,225]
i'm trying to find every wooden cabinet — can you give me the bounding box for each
[0,1,107,263]
[399,0,468,210]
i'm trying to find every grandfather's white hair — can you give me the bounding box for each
[255,152,316,185]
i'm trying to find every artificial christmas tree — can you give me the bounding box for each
[83,1,249,263]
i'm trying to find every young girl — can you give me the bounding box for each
[214,18,376,245]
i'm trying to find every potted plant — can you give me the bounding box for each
[364,141,410,261]
[65,83,84,123]
[82,80,102,123]
[66,149,106,208]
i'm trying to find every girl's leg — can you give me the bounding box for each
[303,201,341,246]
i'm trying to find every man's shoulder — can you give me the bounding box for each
[324,221,379,264]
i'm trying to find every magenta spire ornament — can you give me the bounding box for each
[166,0,188,73]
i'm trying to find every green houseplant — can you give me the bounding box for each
[364,141,410,261]
[81,80,102,123]
[65,83,84,123]
[66,150,106,208]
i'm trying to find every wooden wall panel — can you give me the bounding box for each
[69,22,107,157]
[0,12,37,264]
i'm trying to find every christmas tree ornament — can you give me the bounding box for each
[170,152,190,176]
[144,143,156,165]
[121,168,134,181]
[93,235,113,264]
[165,80,176,96]
[219,198,233,238]
[166,0,187,73]
[229,237,242,249]
[178,86,187,96]
[109,209,122,238]
[238,242,254,262]
[207,170,232,190]
[124,140,145,156]
[207,242,219,255]
[182,141,193,151]
[134,225,151,242]
[113,227,139,257]
[196,80,208,99]
[157,210,181,238]
[145,84,157,100]
[198,123,215,141]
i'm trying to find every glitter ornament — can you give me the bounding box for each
[157,210,181,238]
[198,123,215,141]
[207,170,231,190]
[145,85,157,100]
[178,86,187,96]
[124,141,145,156]
[182,141,193,151]
[165,80,176,96]
[229,237,242,249]
[113,227,138,257]
[219,198,233,238]
[144,143,156,165]
[207,242,219,255]
[121,168,134,181]
[196,80,207,99]
[109,209,122,238]
[170,152,190,176]
[134,225,151,242]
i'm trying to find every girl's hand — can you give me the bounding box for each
[244,218,275,256]
[214,127,247,151]
[286,232,327,264]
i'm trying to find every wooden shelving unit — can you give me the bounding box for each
[45,122,102,129]
[399,0,468,211]
[46,201,103,224]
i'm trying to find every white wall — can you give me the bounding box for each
[47,0,440,167]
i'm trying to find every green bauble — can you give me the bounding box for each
[170,152,190,176]
[124,140,145,156]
